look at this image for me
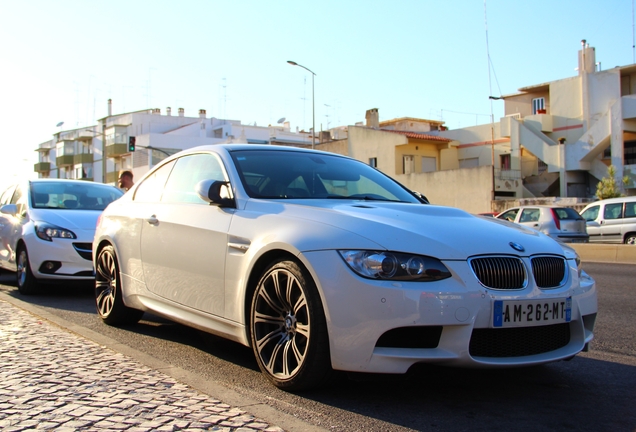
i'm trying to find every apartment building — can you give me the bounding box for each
[35,101,313,185]
[335,42,636,213]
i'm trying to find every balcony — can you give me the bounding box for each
[106,143,129,157]
[56,155,75,167]
[34,162,51,173]
[74,153,93,164]
[105,171,120,184]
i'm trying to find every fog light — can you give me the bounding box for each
[39,261,62,274]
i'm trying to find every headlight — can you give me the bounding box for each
[35,222,77,242]
[339,250,451,282]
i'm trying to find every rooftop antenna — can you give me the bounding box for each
[277,117,286,124]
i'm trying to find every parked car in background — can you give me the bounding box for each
[579,196,636,244]
[0,179,123,294]
[93,144,597,391]
[496,205,589,243]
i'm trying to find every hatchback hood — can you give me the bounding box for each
[29,208,101,231]
[250,200,567,260]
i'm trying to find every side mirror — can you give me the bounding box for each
[412,191,429,204]
[195,179,235,208]
[0,204,18,216]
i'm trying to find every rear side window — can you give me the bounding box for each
[604,203,623,220]
[625,202,636,218]
[553,208,582,220]
[519,209,540,222]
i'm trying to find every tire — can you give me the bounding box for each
[250,259,332,391]
[95,245,143,326]
[625,234,636,245]
[16,245,39,295]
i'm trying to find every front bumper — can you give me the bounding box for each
[302,250,597,374]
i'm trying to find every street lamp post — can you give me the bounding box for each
[287,61,316,149]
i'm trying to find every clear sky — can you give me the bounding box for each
[1,0,634,187]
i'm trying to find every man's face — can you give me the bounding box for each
[118,175,132,189]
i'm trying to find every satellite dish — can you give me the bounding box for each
[56,121,64,127]
[277,117,286,124]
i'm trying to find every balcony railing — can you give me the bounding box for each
[494,169,521,180]
[73,153,94,164]
[106,143,129,157]
[56,155,75,167]
[34,162,51,173]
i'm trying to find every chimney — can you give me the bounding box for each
[107,99,112,116]
[178,108,184,117]
[152,108,161,115]
[578,39,596,75]
[166,107,172,116]
[199,109,206,119]
[365,108,379,129]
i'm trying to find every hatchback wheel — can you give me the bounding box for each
[626,234,636,245]
[16,246,39,295]
[95,245,143,325]
[250,259,331,391]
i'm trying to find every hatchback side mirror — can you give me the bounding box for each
[196,179,235,208]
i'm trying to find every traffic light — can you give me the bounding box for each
[128,136,136,152]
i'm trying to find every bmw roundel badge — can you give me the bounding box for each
[509,242,525,252]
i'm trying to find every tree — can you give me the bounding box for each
[596,165,629,199]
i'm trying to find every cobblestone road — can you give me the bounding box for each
[0,300,284,431]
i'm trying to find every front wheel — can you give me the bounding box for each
[16,245,39,295]
[95,245,143,326]
[250,259,332,391]
[625,234,636,245]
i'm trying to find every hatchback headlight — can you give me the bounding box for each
[339,250,451,282]
[35,222,77,241]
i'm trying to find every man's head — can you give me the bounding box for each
[118,170,134,190]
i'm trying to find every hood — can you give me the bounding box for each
[247,200,566,260]
[29,208,101,231]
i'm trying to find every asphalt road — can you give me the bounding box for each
[0,262,634,432]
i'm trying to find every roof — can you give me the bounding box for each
[380,129,453,142]
[379,116,445,126]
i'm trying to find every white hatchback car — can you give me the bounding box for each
[496,205,589,244]
[0,179,123,294]
[93,145,597,391]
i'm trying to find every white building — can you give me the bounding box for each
[35,101,314,185]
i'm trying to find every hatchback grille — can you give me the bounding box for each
[531,256,566,288]
[470,257,526,289]
[72,242,93,261]
[469,323,570,358]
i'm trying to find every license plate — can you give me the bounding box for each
[493,298,572,328]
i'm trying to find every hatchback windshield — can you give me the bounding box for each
[230,149,421,203]
[30,182,123,210]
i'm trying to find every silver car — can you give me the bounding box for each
[496,205,589,243]
[0,179,123,294]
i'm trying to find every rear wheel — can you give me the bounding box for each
[250,259,332,391]
[625,234,636,245]
[95,245,143,325]
[16,245,39,295]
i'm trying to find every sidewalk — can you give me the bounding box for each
[0,298,285,432]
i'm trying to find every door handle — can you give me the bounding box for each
[145,215,159,225]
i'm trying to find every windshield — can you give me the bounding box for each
[230,149,422,203]
[30,182,124,210]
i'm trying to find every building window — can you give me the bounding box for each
[532,97,545,114]
[369,157,377,168]
[500,154,511,170]
[625,140,636,165]
[459,157,479,169]
[403,155,415,174]
[421,157,436,173]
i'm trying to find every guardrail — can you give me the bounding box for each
[569,243,636,264]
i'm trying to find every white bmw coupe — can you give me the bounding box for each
[93,145,597,390]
